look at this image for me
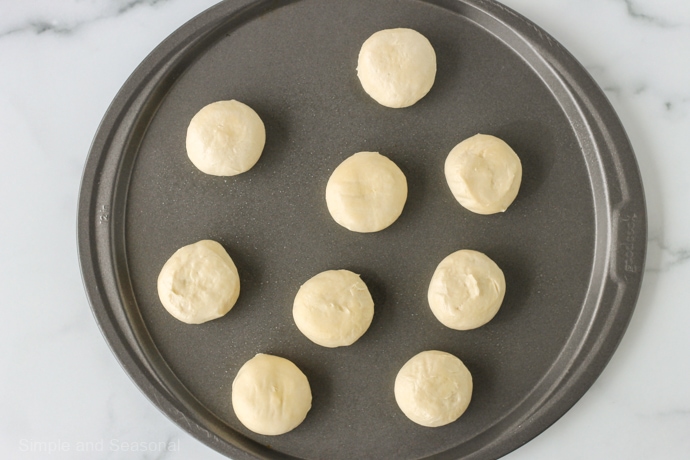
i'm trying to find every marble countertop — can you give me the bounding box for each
[1,0,688,458]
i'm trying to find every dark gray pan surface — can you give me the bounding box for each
[78,0,647,459]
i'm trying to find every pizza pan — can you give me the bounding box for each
[77,0,647,458]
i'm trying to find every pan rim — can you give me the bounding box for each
[77,1,647,459]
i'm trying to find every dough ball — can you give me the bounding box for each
[444,134,522,214]
[157,240,240,324]
[293,270,374,348]
[428,249,505,330]
[357,28,437,108]
[395,350,473,427]
[186,100,266,176]
[326,151,408,233]
[232,354,312,435]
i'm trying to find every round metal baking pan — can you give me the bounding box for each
[78,0,647,458]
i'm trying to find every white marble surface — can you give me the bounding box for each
[1,0,688,458]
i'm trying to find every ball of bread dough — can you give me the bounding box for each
[186,100,266,176]
[444,134,522,214]
[326,151,408,233]
[232,354,312,436]
[428,249,505,330]
[293,270,374,348]
[395,350,473,427]
[357,28,436,108]
[157,240,240,324]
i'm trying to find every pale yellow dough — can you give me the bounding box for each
[232,354,312,436]
[394,350,473,427]
[157,240,240,324]
[293,270,374,348]
[326,151,408,233]
[357,28,437,108]
[444,134,522,214]
[428,249,505,330]
[186,100,265,176]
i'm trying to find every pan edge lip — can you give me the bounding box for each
[76,0,647,459]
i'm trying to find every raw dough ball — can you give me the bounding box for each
[293,270,374,348]
[232,354,312,436]
[395,350,473,427]
[186,100,266,176]
[357,28,437,108]
[428,249,505,330]
[157,240,240,324]
[444,134,522,214]
[326,151,408,233]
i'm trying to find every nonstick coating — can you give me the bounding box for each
[78,1,647,459]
